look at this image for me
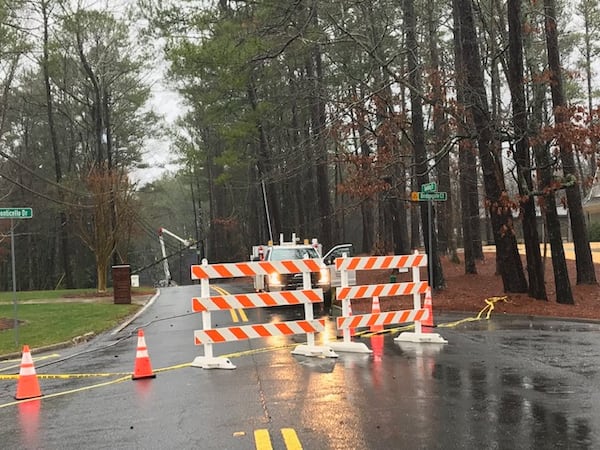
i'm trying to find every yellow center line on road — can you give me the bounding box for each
[281,428,303,450]
[254,428,303,450]
[254,429,274,450]
[238,308,248,322]
[211,285,249,323]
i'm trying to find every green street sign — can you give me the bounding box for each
[421,182,437,193]
[417,192,447,201]
[0,208,33,219]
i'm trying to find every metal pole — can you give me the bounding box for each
[261,179,273,242]
[428,200,433,287]
[10,218,18,346]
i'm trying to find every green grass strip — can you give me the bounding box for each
[0,303,140,356]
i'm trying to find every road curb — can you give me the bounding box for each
[111,289,161,335]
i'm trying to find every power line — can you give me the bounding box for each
[0,149,91,198]
[0,171,92,208]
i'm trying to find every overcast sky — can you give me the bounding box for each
[131,42,186,186]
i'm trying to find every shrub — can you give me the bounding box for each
[589,222,600,242]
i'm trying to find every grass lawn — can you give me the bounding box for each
[0,294,143,356]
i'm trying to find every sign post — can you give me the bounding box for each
[1,208,33,346]
[410,187,447,286]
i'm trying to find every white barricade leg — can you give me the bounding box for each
[292,344,339,358]
[328,298,372,354]
[394,317,448,344]
[191,276,236,369]
[394,266,447,344]
[394,330,448,344]
[292,272,338,358]
[191,355,236,369]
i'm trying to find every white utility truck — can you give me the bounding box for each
[251,233,355,307]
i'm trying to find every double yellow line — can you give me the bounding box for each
[254,428,302,450]
[211,285,249,323]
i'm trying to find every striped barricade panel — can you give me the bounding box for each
[191,259,324,280]
[336,281,428,301]
[192,289,324,312]
[194,319,327,344]
[334,254,427,271]
[336,308,429,330]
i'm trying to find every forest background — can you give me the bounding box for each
[1,0,600,308]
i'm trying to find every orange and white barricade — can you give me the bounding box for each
[330,252,447,354]
[190,258,337,369]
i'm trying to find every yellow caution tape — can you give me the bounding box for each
[0,375,131,409]
[436,296,508,328]
[0,372,130,380]
[356,296,509,336]
[0,374,18,380]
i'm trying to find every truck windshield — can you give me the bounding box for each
[269,247,320,261]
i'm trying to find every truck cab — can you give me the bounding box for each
[252,235,356,309]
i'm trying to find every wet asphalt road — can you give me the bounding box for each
[1,284,599,449]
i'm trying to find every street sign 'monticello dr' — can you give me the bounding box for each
[0,208,33,219]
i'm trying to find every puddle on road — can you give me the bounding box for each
[430,360,596,448]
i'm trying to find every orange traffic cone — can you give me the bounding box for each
[422,287,434,327]
[132,329,156,380]
[15,345,42,400]
[370,296,383,332]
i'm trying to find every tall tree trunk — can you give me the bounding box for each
[96,257,107,293]
[290,92,305,234]
[531,83,573,303]
[458,142,478,274]
[374,79,397,251]
[582,0,597,179]
[521,10,573,303]
[350,84,375,253]
[404,0,445,289]
[75,29,104,165]
[247,79,282,238]
[544,0,597,285]
[205,130,216,260]
[410,172,420,250]
[453,0,478,274]
[41,0,74,289]
[454,0,527,293]
[359,129,374,253]
[507,0,547,300]
[427,1,453,259]
[309,3,332,249]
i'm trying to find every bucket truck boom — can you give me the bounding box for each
[158,227,195,286]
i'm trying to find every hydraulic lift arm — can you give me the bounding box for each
[158,227,195,286]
